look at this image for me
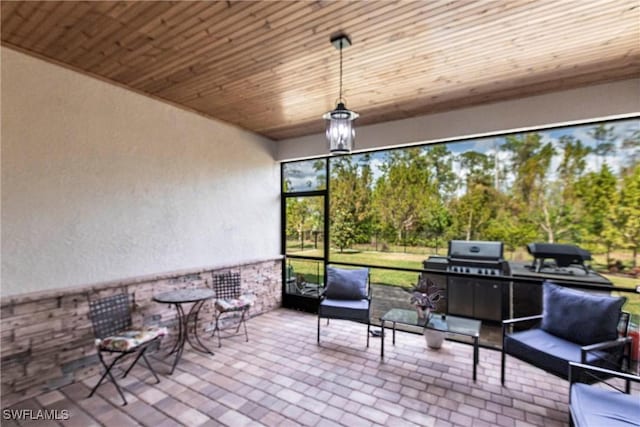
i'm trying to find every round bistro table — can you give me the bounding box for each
[153,288,216,374]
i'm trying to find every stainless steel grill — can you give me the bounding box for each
[447,240,507,276]
[423,241,612,325]
[445,240,509,323]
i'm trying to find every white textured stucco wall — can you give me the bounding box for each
[1,47,280,296]
[277,79,640,160]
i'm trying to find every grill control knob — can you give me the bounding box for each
[465,268,470,273]
[490,270,496,275]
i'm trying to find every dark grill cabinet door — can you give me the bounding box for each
[474,281,502,322]
[448,278,474,318]
[447,277,505,322]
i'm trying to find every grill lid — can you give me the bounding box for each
[527,243,591,265]
[448,240,504,261]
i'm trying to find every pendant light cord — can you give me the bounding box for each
[339,38,343,103]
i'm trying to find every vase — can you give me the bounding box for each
[424,328,445,350]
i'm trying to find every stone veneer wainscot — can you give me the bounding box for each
[0,257,282,407]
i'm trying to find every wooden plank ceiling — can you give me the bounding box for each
[2,1,639,141]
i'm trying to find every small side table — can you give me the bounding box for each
[153,288,216,374]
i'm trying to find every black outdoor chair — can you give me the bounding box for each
[88,293,166,405]
[568,362,640,427]
[210,272,254,347]
[318,266,371,348]
[502,282,631,386]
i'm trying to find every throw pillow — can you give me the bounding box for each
[324,267,369,300]
[541,281,626,345]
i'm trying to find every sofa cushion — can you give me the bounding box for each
[318,298,370,322]
[541,282,625,345]
[571,383,640,427]
[504,329,609,378]
[325,267,368,300]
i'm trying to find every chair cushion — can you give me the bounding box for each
[325,267,368,300]
[318,298,370,323]
[215,294,254,312]
[504,329,609,378]
[541,282,625,345]
[571,383,640,427]
[97,326,167,352]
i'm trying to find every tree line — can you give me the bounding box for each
[285,122,640,267]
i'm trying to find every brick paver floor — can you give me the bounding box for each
[4,308,636,426]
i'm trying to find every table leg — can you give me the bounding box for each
[392,322,396,346]
[473,336,479,382]
[169,304,187,375]
[185,300,214,355]
[166,303,184,356]
[380,319,385,360]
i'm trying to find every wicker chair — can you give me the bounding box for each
[211,272,254,347]
[87,293,166,405]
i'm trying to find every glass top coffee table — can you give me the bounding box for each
[380,308,482,381]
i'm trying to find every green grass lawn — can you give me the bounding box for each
[287,246,640,318]
[287,248,424,287]
[331,250,423,287]
[603,273,640,318]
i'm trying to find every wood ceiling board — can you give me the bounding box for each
[2,0,638,141]
[132,1,367,94]
[161,1,466,104]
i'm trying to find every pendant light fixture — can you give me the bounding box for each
[323,33,359,154]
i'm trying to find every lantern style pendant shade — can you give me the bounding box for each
[324,33,358,154]
[324,102,359,154]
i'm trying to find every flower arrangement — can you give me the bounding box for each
[410,275,444,318]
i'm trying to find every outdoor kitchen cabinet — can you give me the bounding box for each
[448,278,506,322]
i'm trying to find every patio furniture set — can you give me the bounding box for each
[88,265,639,426]
[87,271,253,405]
[318,266,639,426]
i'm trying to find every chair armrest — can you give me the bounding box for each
[581,336,632,364]
[569,361,640,385]
[502,314,543,339]
[581,336,632,353]
[502,314,543,325]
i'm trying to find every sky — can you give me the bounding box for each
[284,118,640,192]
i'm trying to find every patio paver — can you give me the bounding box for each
[3,308,637,426]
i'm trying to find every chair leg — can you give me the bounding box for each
[211,311,222,348]
[501,349,506,385]
[241,309,249,342]
[89,352,128,406]
[234,312,243,334]
[142,352,161,384]
[211,309,249,346]
[317,315,321,344]
[366,322,370,348]
[122,346,148,378]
